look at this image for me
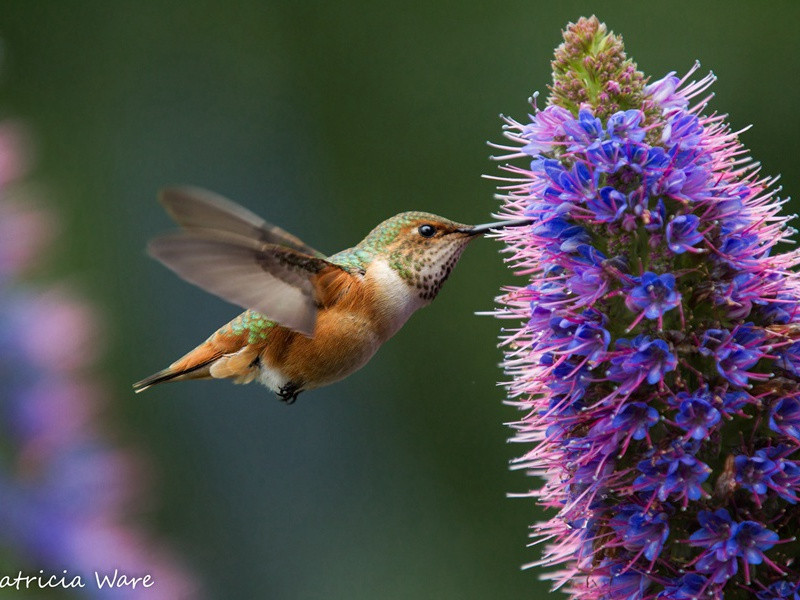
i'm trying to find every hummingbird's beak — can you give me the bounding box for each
[458,218,533,236]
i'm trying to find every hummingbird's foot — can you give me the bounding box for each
[277,382,301,404]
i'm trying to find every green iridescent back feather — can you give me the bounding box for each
[217,310,277,344]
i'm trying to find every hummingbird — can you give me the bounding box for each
[133,187,530,403]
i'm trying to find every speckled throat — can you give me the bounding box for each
[388,235,471,301]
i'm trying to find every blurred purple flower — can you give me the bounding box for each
[0,120,198,598]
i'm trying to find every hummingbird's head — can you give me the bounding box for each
[362,211,530,302]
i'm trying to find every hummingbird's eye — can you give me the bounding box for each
[418,224,437,238]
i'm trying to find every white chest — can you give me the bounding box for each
[366,258,428,341]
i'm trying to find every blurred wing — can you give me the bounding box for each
[148,232,344,336]
[158,187,326,258]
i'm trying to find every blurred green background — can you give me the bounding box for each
[1,1,799,598]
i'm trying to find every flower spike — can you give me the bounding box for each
[495,16,800,599]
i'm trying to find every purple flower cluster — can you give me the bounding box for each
[0,124,198,597]
[495,17,800,599]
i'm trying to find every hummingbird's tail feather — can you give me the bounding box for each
[132,335,227,393]
[133,335,262,393]
[132,359,217,393]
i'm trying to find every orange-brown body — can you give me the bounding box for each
[138,254,438,401]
